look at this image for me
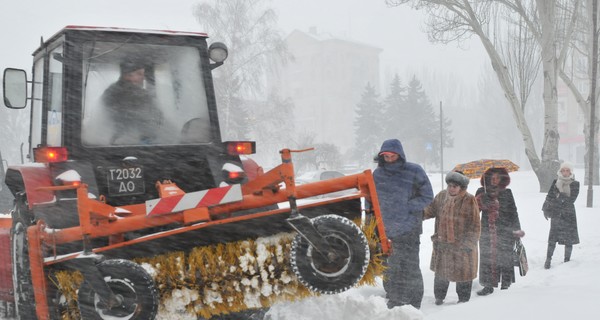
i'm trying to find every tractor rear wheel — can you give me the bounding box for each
[10,192,37,320]
[10,192,36,319]
[290,214,370,294]
[78,259,158,320]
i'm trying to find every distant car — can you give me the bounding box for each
[295,170,345,185]
[295,170,354,198]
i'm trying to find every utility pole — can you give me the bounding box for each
[588,0,598,208]
[440,101,444,188]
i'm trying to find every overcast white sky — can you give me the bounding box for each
[0,0,487,86]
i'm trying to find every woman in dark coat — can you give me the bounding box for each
[475,167,525,296]
[543,162,580,269]
[424,171,480,305]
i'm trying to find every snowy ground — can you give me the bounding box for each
[265,168,600,320]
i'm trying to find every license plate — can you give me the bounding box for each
[106,166,145,196]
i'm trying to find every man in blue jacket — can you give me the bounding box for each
[374,139,433,309]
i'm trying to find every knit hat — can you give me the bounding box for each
[120,58,146,75]
[446,171,469,188]
[557,161,575,177]
[559,161,574,172]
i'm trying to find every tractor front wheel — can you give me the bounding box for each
[290,214,370,294]
[10,192,37,319]
[78,259,158,320]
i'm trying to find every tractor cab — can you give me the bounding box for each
[3,26,253,213]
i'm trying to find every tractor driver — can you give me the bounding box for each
[101,59,163,145]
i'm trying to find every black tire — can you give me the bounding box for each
[78,259,158,320]
[10,192,37,319]
[290,214,370,294]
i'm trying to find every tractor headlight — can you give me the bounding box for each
[209,42,228,63]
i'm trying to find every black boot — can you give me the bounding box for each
[565,245,573,262]
[476,287,494,296]
[545,243,556,269]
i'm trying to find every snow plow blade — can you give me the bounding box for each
[20,149,390,319]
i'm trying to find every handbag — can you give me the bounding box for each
[542,198,558,219]
[513,239,528,276]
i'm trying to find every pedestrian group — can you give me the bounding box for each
[373,138,579,309]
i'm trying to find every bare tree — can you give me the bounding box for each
[498,9,541,112]
[0,106,29,165]
[248,89,296,166]
[290,132,318,173]
[499,0,597,189]
[194,0,289,140]
[386,0,558,190]
[556,0,600,185]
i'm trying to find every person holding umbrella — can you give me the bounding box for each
[476,167,525,296]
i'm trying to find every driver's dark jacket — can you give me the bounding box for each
[101,79,162,144]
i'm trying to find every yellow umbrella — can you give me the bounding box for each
[452,159,519,179]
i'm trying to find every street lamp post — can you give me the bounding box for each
[587,0,598,208]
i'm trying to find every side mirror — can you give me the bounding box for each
[3,68,28,109]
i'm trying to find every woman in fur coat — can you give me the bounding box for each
[475,167,525,296]
[424,171,481,305]
[543,162,580,269]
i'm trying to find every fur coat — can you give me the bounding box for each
[424,189,481,282]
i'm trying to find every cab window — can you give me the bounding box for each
[47,46,64,146]
[80,42,211,146]
[30,58,44,157]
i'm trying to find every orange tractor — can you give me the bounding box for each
[0,26,390,319]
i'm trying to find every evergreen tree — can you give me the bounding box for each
[382,74,408,140]
[194,0,288,140]
[402,75,452,166]
[353,82,385,167]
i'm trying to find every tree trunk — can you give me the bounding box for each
[586,0,600,186]
[583,121,600,185]
[559,70,600,185]
[536,0,562,191]
[472,22,557,192]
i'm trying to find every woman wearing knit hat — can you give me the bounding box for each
[543,162,580,269]
[423,171,481,305]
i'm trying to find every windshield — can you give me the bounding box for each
[80,41,211,147]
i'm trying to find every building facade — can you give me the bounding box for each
[269,29,382,155]
[557,78,587,166]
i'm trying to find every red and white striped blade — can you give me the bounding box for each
[145,184,242,216]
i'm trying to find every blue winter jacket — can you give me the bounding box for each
[373,139,433,238]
